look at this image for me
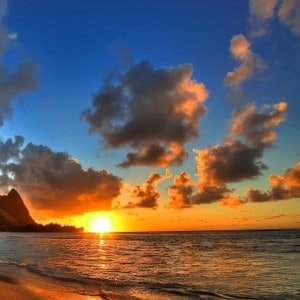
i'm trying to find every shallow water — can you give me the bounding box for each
[0,230,299,299]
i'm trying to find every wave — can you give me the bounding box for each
[139,282,255,299]
[18,262,254,300]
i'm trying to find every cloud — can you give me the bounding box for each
[221,195,245,208]
[0,62,38,125]
[228,102,287,149]
[0,138,123,217]
[8,32,17,40]
[83,60,208,167]
[249,0,278,20]
[167,101,287,209]
[247,161,300,202]
[126,169,171,208]
[193,185,233,205]
[265,214,286,219]
[278,0,300,36]
[0,1,38,126]
[224,34,264,86]
[249,0,300,37]
[0,0,7,20]
[167,172,238,209]
[229,34,252,60]
[0,135,25,188]
[195,141,266,184]
[0,135,24,163]
[168,172,195,208]
[225,87,247,105]
[196,101,287,183]
[249,0,279,37]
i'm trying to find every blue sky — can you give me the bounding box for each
[0,0,299,230]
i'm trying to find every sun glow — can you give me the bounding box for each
[91,217,112,233]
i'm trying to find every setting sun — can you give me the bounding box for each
[91,217,112,233]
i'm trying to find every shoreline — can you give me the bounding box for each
[0,267,103,300]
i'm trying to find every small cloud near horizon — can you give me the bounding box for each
[246,161,300,202]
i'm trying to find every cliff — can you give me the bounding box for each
[0,189,83,232]
[0,189,35,227]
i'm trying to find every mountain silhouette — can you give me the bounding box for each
[0,189,35,228]
[0,189,83,232]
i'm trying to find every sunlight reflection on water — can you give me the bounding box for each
[0,230,299,299]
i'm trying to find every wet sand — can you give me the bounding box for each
[0,275,43,300]
[0,271,102,300]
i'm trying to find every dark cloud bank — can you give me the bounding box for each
[0,136,123,217]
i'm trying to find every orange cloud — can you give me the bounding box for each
[125,169,172,208]
[247,161,300,202]
[224,34,264,86]
[221,195,245,208]
[229,34,251,60]
[167,169,234,208]
[167,101,287,209]
[195,101,286,185]
[168,172,195,208]
[228,102,287,148]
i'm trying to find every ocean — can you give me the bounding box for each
[0,230,299,299]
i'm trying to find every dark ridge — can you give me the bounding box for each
[0,189,83,232]
[0,189,35,226]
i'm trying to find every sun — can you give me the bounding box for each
[91,217,112,233]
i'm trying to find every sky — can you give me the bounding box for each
[0,0,299,232]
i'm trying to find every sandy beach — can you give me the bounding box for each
[0,271,102,300]
[0,277,43,300]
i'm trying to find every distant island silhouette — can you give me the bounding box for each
[0,189,83,232]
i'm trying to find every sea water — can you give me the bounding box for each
[0,230,299,299]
